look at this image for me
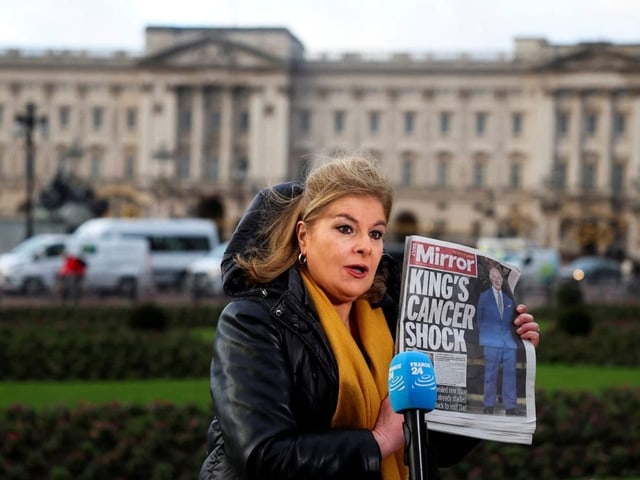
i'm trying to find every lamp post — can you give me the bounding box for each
[15,103,47,240]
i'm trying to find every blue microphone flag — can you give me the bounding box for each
[388,350,437,413]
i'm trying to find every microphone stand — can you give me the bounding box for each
[403,409,430,480]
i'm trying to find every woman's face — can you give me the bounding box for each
[297,195,387,312]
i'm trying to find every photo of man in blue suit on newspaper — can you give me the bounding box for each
[476,266,524,416]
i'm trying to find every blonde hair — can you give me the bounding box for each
[237,154,393,300]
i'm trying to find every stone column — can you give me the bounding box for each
[74,83,88,177]
[492,89,508,191]
[567,92,583,193]
[599,91,612,192]
[533,88,556,188]
[163,84,178,178]
[457,89,470,191]
[256,83,291,185]
[630,93,640,177]
[420,89,435,187]
[627,93,640,252]
[273,84,292,183]
[191,85,203,179]
[218,85,233,183]
[138,82,154,183]
[247,86,263,185]
[109,84,122,180]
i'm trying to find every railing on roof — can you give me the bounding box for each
[0,48,139,62]
[305,49,514,63]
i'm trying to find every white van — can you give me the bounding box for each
[72,218,219,289]
[66,238,153,299]
[0,233,69,294]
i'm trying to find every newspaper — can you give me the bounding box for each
[394,235,537,445]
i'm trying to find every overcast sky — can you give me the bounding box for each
[1,0,639,55]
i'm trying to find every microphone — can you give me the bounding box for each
[388,350,437,480]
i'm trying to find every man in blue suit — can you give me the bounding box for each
[476,266,524,416]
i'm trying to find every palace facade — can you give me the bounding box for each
[1,26,640,258]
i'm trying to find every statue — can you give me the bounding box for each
[37,169,108,232]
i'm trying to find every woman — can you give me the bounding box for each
[200,155,540,480]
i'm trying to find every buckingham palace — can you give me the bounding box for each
[1,26,640,259]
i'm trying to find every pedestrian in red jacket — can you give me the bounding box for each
[58,251,87,304]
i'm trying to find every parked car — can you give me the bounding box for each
[185,241,229,299]
[0,234,69,295]
[559,256,623,285]
[504,248,560,302]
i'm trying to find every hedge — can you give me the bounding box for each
[0,326,212,380]
[0,304,225,329]
[1,401,208,480]
[534,304,640,367]
[1,388,638,479]
[1,304,639,478]
[442,387,640,479]
[2,303,639,381]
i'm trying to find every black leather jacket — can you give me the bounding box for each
[200,183,478,480]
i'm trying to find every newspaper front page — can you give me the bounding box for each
[394,235,537,445]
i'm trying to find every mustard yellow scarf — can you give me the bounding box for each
[301,270,407,480]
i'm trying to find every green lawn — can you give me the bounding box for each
[0,378,211,410]
[1,365,638,410]
[536,364,640,391]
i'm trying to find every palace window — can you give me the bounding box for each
[233,157,248,181]
[437,158,449,187]
[239,111,249,132]
[299,110,311,134]
[208,111,221,133]
[584,112,598,136]
[557,111,569,137]
[581,155,597,190]
[59,106,70,129]
[404,111,415,134]
[512,112,523,136]
[126,108,137,131]
[401,152,415,186]
[369,111,379,134]
[611,161,626,191]
[439,111,451,135]
[90,154,102,178]
[205,155,219,180]
[124,154,135,179]
[92,107,103,130]
[509,162,522,189]
[334,110,345,133]
[614,112,626,137]
[472,160,485,187]
[177,155,191,178]
[551,158,567,189]
[179,110,192,132]
[475,112,487,136]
